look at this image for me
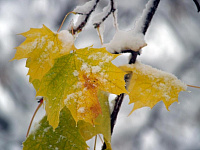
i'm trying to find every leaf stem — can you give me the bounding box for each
[187,84,200,89]
[26,98,43,137]
[98,134,104,144]
[97,27,104,45]
[57,11,74,32]
[94,135,97,150]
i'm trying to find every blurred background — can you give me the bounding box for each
[0,0,200,149]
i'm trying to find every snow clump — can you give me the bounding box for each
[104,30,147,53]
[58,30,74,53]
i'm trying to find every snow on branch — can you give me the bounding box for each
[104,30,147,54]
[93,0,116,28]
[104,0,160,55]
[71,0,100,33]
[125,0,160,64]
[134,0,160,35]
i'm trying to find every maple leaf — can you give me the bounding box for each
[120,62,187,115]
[23,91,111,150]
[12,25,75,81]
[37,46,127,129]
[78,91,111,148]
[23,107,88,150]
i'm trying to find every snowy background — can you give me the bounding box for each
[1,0,200,150]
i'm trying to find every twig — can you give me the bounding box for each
[110,94,125,134]
[121,50,140,64]
[26,98,43,137]
[102,94,124,150]
[93,0,116,28]
[57,12,74,32]
[97,27,104,45]
[71,0,100,33]
[193,0,200,12]
[187,84,200,89]
[94,135,97,150]
[98,134,104,144]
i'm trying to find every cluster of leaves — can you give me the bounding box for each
[12,26,186,150]
[12,25,127,149]
[11,0,189,149]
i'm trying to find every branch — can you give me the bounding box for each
[129,0,160,64]
[134,0,160,35]
[193,0,200,12]
[102,1,160,149]
[102,93,124,150]
[110,94,125,134]
[121,50,140,64]
[93,0,116,28]
[71,0,100,33]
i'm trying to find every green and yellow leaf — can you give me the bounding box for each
[12,25,75,81]
[37,47,127,129]
[23,91,111,150]
[120,62,187,115]
[23,107,88,150]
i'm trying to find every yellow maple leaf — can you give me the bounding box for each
[120,62,187,115]
[12,25,75,81]
[68,71,102,124]
[37,47,127,129]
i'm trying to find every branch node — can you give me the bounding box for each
[93,0,116,28]
[70,0,100,34]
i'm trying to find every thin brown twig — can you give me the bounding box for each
[57,12,74,32]
[26,98,43,137]
[187,84,200,89]
[98,134,104,144]
[94,135,97,150]
[97,27,103,45]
